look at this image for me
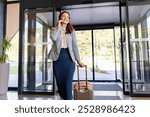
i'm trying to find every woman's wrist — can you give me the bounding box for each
[77,60,85,67]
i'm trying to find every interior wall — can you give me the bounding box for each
[6,3,19,39]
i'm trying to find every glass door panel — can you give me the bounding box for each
[74,30,93,81]
[23,9,54,93]
[93,29,116,81]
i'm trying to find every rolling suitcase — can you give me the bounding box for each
[74,65,93,100]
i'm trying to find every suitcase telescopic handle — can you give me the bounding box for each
[77,65,88,90]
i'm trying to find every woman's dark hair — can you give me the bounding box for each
[58,11,74,34]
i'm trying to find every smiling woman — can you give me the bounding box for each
[48,11,85,100]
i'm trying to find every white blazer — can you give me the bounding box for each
[48,26,80,62]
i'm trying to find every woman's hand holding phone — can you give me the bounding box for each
[58,20,64,27]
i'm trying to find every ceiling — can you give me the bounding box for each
[37,2,121,26]
[64,3,120,25]
[33,2,150,26]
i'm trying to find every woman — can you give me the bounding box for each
[48,11,84,100]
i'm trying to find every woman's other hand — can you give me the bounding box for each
[77,60,86,67]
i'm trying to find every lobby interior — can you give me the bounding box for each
[1,0,150,100]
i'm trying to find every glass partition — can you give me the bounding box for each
[128,0,150,96]
[22,9,54,93]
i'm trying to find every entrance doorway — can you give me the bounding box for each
[74,27,121,82]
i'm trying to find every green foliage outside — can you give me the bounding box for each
[10,66,18,74]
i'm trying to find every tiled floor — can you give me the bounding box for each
[0,83,150,100]
[0,91,126,100]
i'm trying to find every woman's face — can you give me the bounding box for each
[60,12,70,24]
